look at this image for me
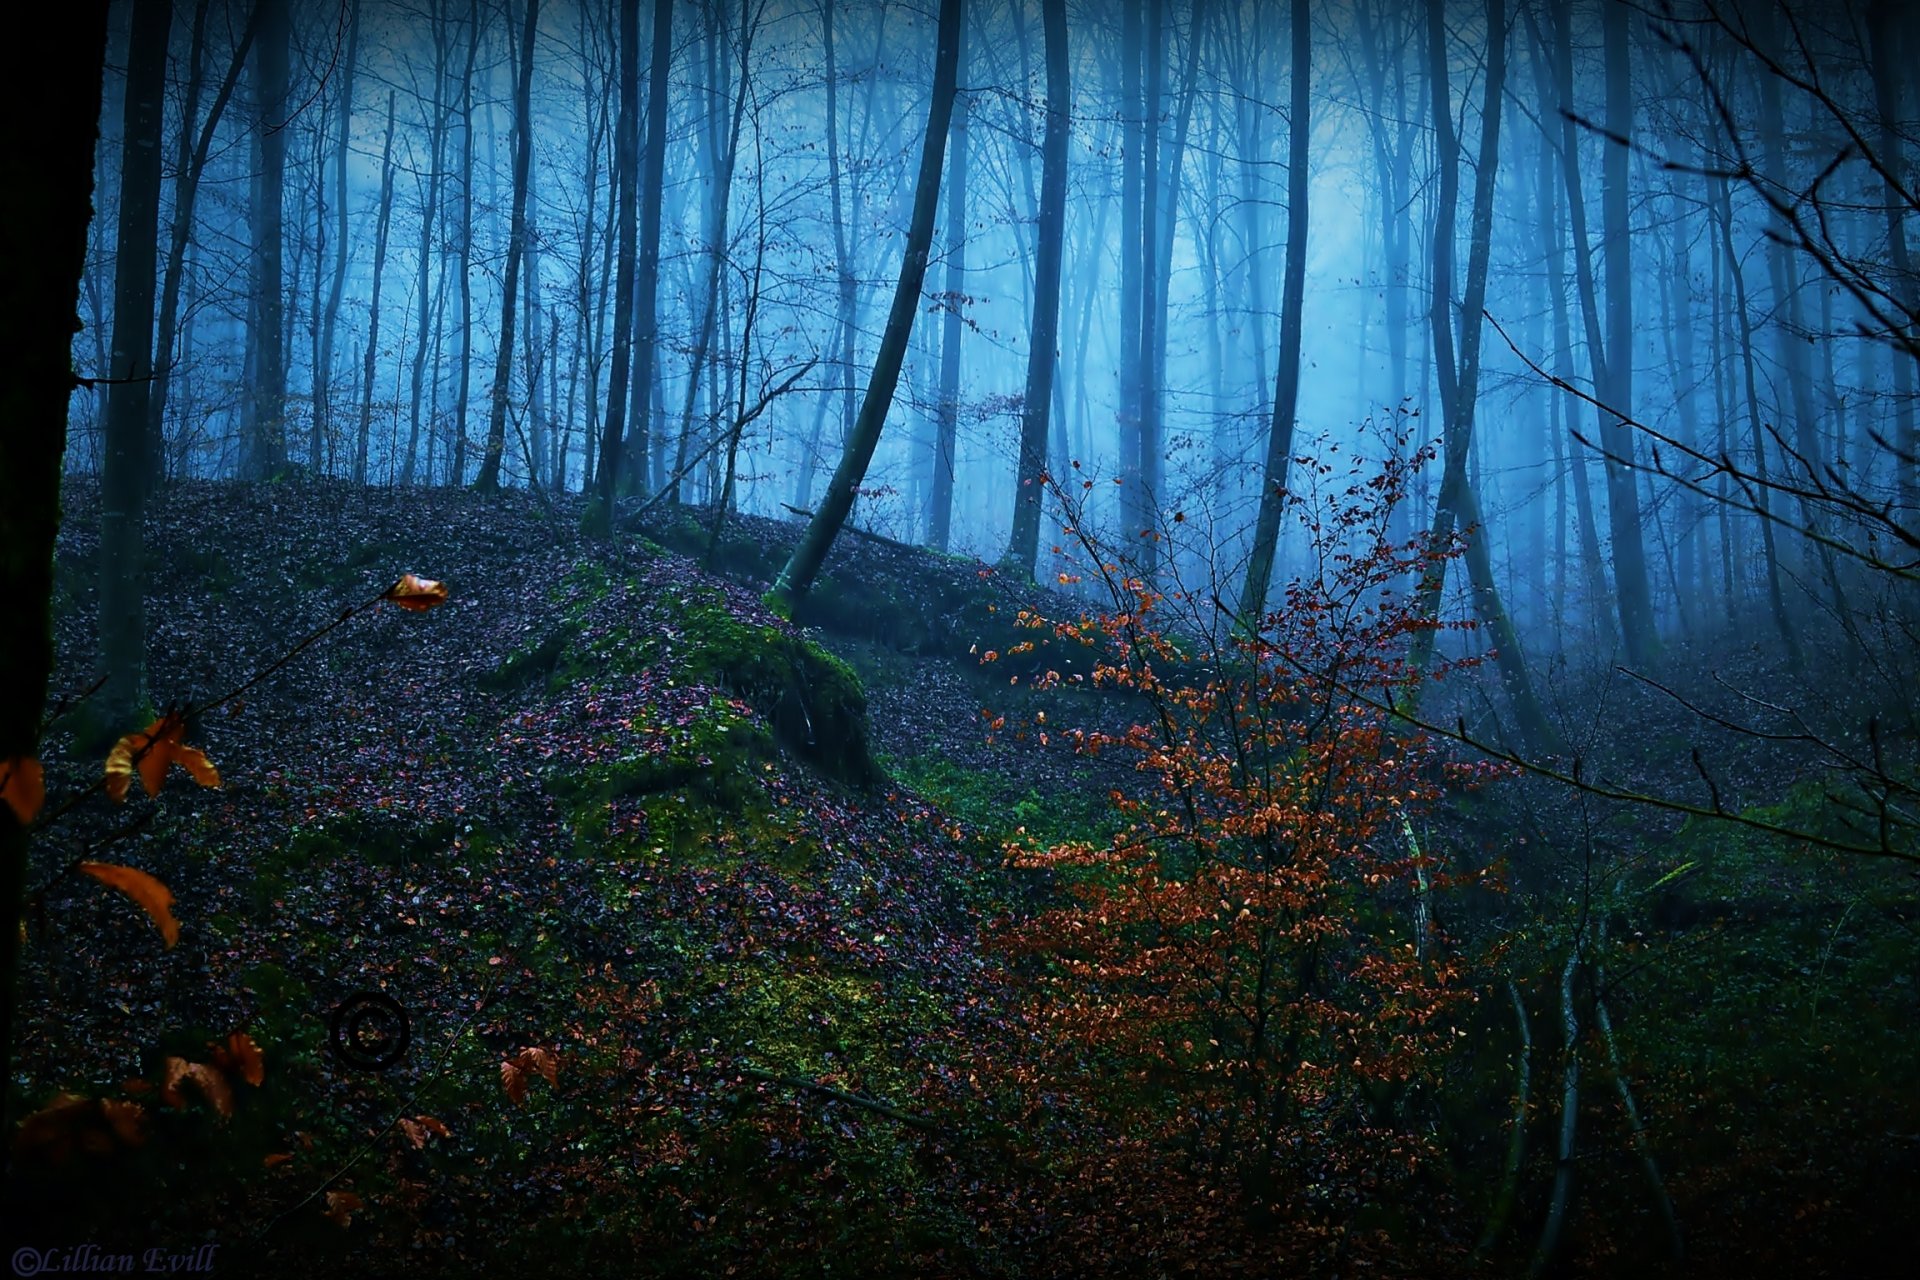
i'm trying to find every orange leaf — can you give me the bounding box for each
[1,757,44,824]
[518,1046,559,1087]
[263,1152,294,1169]
[209,1032,266,1087]
[323,1190,363,1228]
[103,713,220,803]
[77,861,179,947]
[415,1115,451,1139]
[383,573,448,612]
[158,1057,233,1118]
[500,1059,528,1106]
[397,1117,428,1149]
[99,1100,147,1148]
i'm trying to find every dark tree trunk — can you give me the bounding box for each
[596,0,641,517]
[1006,0,1069,576]
[771,0,965,613]
[245,0,291,479]
[1238,0,1309,622]
[927,18,967,551]
[476,0,542,491]
[356,91,399,485]
[402,0,449,486]
[626,0,673,494]
[100,0,172,727]
[0,0,110,1122]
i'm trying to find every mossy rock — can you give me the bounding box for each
[679,595,876,786]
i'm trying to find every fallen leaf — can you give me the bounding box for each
[1,757,44,824]
[209,1032,266,1087]
[77,862,180,947]
[383,573,449,612]
[263,1152,293,1169]
[323,1190,363,1228]
[159,1057,234,1118]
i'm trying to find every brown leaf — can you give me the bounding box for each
[159,1057,234,1118]
[396,1117,427,1149]
[500,1059,528,1106]
[99,1100,147,1148]
[263,1152,293,1169]
[77,862,180,947]
[518,1046,559,1087]
[209,1032,266,1087]
[415,1115,451,1139]
[323,1190,363,1228]
[383,573,449,612]
[103,713,221,803]
[11,1095,94,1165]
[1,757,44,824]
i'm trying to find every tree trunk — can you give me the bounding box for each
[402,0,449,486]
[627,0,674,494]
[451,0,478,484]
[314,0,359,480]
[100,0,171,727]
[1005,0,1069,576]
[0,0,110,1122]
[475,0,542,491]
[927,18,967,551]
[1868,0,1916,521]
[771,0,965,614]
[595,0,641,518]
[356,91,399,485]
[245,0,291,479]
[1237,0,1309,623]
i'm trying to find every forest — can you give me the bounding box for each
[1,0,1916,1273]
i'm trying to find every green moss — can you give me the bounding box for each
[678,592,875,786]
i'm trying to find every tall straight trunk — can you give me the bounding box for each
[1522,7,1611,646]
[151,0,256,479]
[1548,0,1655,660]
[928,18,967,551]
[669,0,753,504]
[1709,145,1800,665]
[1006,0,1069,576]
[772,0,965,613]
[1868,0,1915,519]
[100,0,172,725]
[1147,0,1206,516]
[0,0,111,1134]
[1136,0,1163,569]
[795,0,854,508]
[315,0,359,480]
[1753,4,1849,615]
[596,0,641,516]
[627,0,673,493]
[451,0,479,484]
[1237,0,1309,623]
[475,0,542,491]
[1117,0,1145,543]
[1408,0,1552,752]
[402,0,449,486]
[356,91,399,485]
[245,0,291,479]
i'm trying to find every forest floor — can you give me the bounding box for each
[5,480,1917,1278]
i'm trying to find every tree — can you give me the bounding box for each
[99,0,172,727]
[402,0,452,486]
[149,0,259,480]
[1237,0,1309,623]
[355,91,399,485]
[770,0,966,615]
[1405,0,1555,753]
[926,17,967,552]
[243,0,291,480]
[313,0,359,480]
[475,0,542,492]
[0,0,110,1120]
[595,0,642,518]
[627,0,674,494]
[1005,0,1069,577]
